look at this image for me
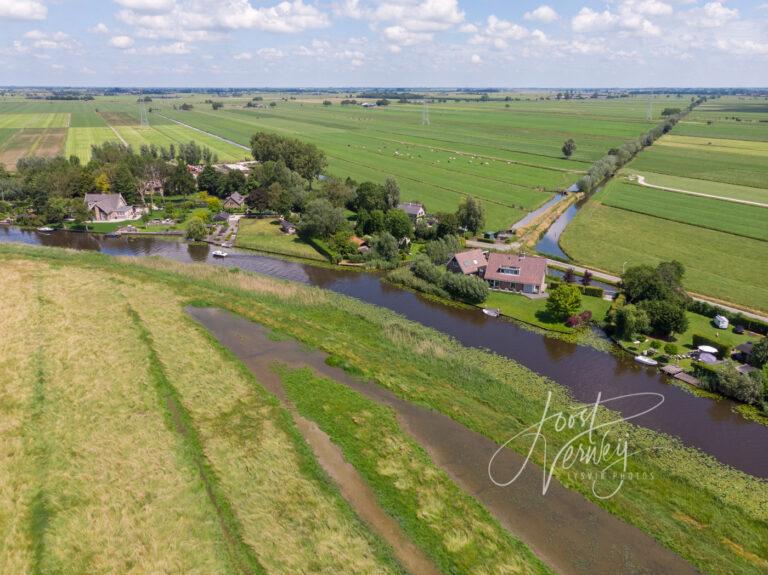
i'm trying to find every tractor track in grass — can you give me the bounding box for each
[127,303,265,575]
[189,306,699,575]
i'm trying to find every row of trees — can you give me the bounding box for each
[576,97,707,193]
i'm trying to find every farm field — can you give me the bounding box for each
[627,169,768,204]
[154,95,662,229]
[561,199,768,312]
[600,181,768,241]
[0,99,246,168]
[2,243,767,575]
[562,96,768,311]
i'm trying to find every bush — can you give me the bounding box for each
[548,279,604,298]
[387,268,449,298]
[664,343,679,355]
[650,340,662,349]
[698,361,764,405]
[441,273,489,304]
[566,310,592,328]
[411,256,444,285]
[185,217,207,241]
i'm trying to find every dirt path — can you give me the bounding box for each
[186,307,440,575]
[188,307,700,575]
[634,175,768,208]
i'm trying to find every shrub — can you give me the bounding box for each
[650,340,662,350]
[664,343,679,355]
[698,361,764,405]
[441,273,489,304]
[411,256,444,285]
[387,268,449,298]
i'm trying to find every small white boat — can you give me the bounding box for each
[482,308,501,317]
[634,355,658,366]
[37,226,54,232]
[212,250,228,258]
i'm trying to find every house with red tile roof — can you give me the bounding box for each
[447,249,488,275]
[483,253,547,294]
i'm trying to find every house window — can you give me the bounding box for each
[498,266,520,276]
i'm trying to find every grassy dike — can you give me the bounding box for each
[1,244,767,574]
[279,366,551,575]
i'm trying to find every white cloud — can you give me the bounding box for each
[233,51,252,60]
[697,1,739,27]
[572,8,616,32]
[0,0,47,20]
[89,22,109,34]
[117,0,329,40]
[524,5,558,23]
[155,41,190,54]
[256,47,284,60]
[109,35,135,48]
[459,23,477,33]
[470,15,529,49]
[19,30,80,51]
[114,0,176,11]
[470,53,481,64]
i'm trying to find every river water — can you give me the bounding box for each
[3,225,767,478]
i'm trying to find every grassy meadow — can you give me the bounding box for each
[0,243,766,575]
[235,218,326,261]
[150,94,662,229]
[562,96,768,311]
[0,253,405,574]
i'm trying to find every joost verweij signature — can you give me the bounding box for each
[488,391,666,499]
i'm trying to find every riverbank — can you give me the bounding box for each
[3,243,766,575]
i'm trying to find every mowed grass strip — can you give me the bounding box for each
[560,200,768,312]
[236,218,326,261]
[600,181,768,241]
[119,279,401,574]
[4,262,234,573]
[280,366,552,575]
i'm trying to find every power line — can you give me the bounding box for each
[421,100,430,126]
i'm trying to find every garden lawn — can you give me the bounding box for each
[235,218,326,261]
[484,290,612,333]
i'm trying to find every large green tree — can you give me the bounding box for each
[546,284,582,321]
[456,195,486,234]
[298,198,346,239]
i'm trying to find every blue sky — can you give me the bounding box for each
[1,0,766,87]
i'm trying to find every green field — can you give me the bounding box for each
[561,199,768,311]
[600,181,768,241]
[2,243,767,575]
[562,96,768,311]
[0,99,247,168]
[627,169,768,204]
[149,94,662,229]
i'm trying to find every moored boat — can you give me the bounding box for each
[482,308,501,317]
[634,355,658,366]
[212,250,228,258]
[37,226,54,232]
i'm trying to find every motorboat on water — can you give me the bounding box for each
[37,226,54,232]
[634,355,658,366]
[212,250,228,258]
[482,308,501,317]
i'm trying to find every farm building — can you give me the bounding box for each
[397,202,426,221]
[85,193,140,222]
[279,219,297,234]
[223,192,246,210]
[483,254,547,294]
